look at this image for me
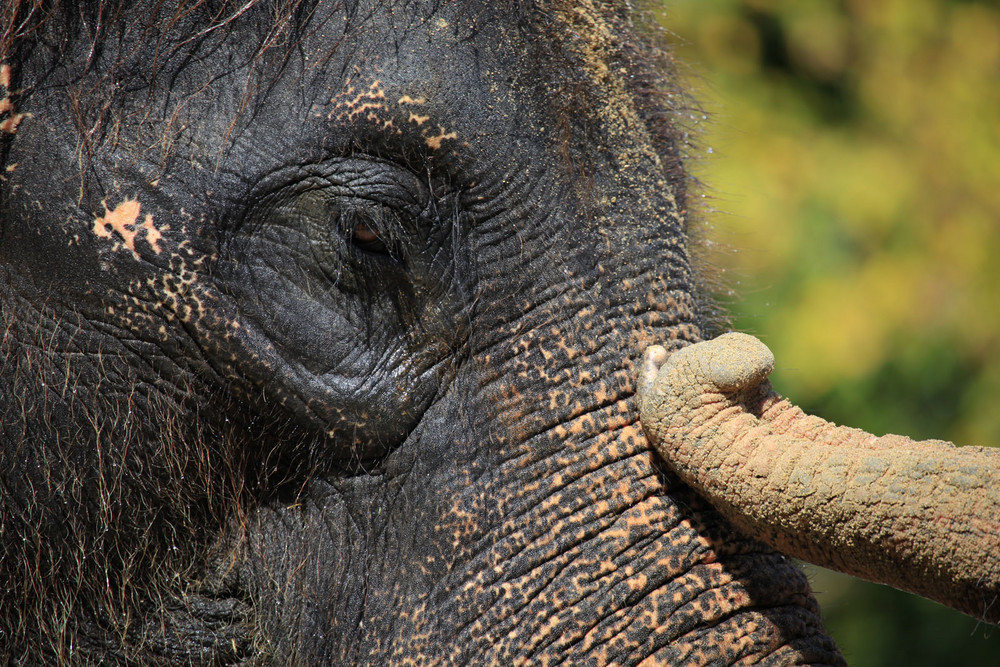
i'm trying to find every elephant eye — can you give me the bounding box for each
[338,207,403,264]
[350,220,389,255]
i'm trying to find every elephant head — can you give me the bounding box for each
[1,0,845,663]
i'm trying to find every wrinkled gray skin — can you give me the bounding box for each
[0,0,866,664]
[640,334,1000,627]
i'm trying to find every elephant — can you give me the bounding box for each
[0,0,991,664]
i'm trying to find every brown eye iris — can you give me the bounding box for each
[333,205,402,263]
[352,222,380,244]
[349,217,396,258]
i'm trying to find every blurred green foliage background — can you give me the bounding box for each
[657,0,1000,664]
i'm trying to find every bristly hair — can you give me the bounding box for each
[0,0,323,172]
[1,1,276,64]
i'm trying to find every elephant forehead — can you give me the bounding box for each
[5,0,686,248]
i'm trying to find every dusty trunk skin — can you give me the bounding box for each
[639,334,1000,627]
[2,1,843,664]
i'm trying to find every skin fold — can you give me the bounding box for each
[639,333,1000,627]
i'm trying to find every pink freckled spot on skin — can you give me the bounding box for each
[332,80,392,122]
[93,199,168,259]
[398,95,426,105]
[0,113,27,134]
[627,572,649,592]
[142,217,165,254]
[425,126,458,150]
[0,65,29,135]
[94,199,140,241]
[408,113,429,126]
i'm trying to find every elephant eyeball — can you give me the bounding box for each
[352,221,380,245]
[348,218,395,258]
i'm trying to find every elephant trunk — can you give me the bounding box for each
[639,333,1000,626]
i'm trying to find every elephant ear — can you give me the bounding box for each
[639,332,1000,626]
